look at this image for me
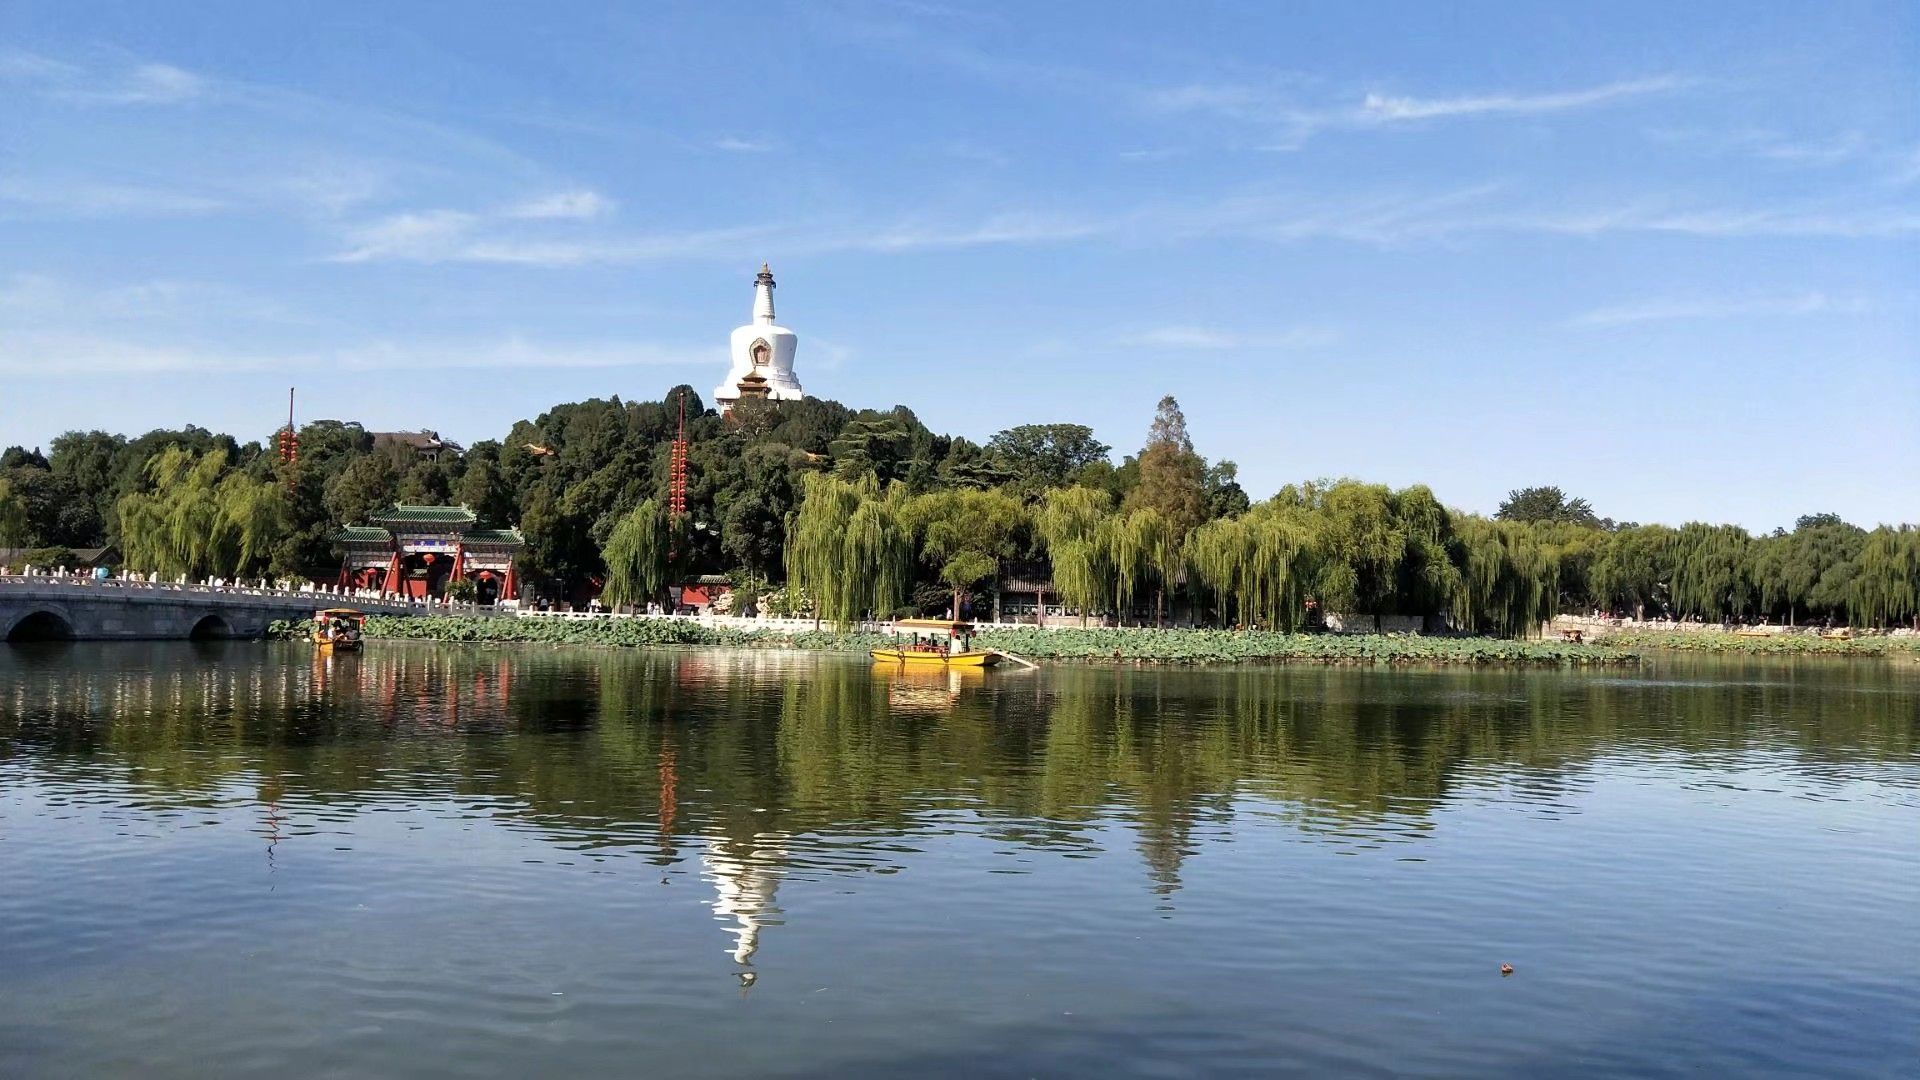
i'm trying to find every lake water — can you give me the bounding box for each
[2,642,1916,1078]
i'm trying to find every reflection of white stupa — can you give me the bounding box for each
[703,835,786,967]
[714,263,803,413]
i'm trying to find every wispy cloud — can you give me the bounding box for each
[1118,325,1338,350]
[2,51,206,105]
[713,136,776,153]
[0,273,307,325]
[1647,126,1872,168]
[1359,77,1684,121]
[1146,75,1686,145]
[504,189,613,219]
[331,210,479,262]
[1571,292,1871,327]
[325,181,1920,268]
[328,202,1104,265]
[0,332,722,375]
[0,178,226,217]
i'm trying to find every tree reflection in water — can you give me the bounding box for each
[2,641,1916,977]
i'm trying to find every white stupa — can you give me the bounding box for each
[714,263,803,412]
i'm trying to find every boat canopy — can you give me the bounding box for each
[314,608,368,620]
[893,618,973,636]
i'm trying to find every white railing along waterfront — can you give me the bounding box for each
[0,569,503,617]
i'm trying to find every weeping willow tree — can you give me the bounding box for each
[784,473,911,627]
[1592,524,1675,620]
[117,447,288,579]
[1185,503,1321,630]
[1392,485,1464,621]
[1668,523,1755,621]
[1849,526,1920,629]
[217,471,290,575]
[1107,507,1184,625]
[601,499,670,611]
[1036,486,1115,627]
[1452,516,1560,638]
[1307,481,1408,631]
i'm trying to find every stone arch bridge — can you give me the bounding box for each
[1,575,487,642]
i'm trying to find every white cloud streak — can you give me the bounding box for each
[504,189,613,219]
[0,178,227,217]
[3,52,206,105]
[1571,292,1871,327]
[1358,78,1684,121]
[1118,325,1338,350]
[1146,75,1687,143]
[0,333,723,375]
[323,182,1920,268]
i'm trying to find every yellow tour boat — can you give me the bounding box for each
[871,618,1002,668]
[311,608,367,652]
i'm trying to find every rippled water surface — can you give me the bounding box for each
[2,643,1917,1078]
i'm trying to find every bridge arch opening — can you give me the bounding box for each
[6,610,75,642]
[188,614,234,640]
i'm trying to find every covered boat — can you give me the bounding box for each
[871,618,1001,668]
[311,608,367,651]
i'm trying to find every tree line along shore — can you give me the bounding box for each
[6,387,1918,636]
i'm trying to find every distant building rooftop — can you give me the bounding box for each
[371,430,450,455]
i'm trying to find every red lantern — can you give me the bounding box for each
[423,553,436,565]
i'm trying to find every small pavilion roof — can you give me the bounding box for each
[330,526,393,544]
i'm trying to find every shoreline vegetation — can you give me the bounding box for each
[270,614,1657,665]
[266,615,1920,665]
[261,615,1920,665]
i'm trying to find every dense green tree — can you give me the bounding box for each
[1204,460,1251,520]
[904,488,1028,619]
[323,453,401,528]
[0,477,28,550]
[986,423,1111,495]
[47,430,127,542]
[0,466,99,548]
[454,442,517,527]
[1497,486,1600,527]
[0,447,48,470]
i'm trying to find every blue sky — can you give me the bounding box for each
[2,1,1914,529]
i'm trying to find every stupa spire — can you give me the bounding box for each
[752,262,776,324]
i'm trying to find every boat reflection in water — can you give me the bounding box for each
[873,661,980,712]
